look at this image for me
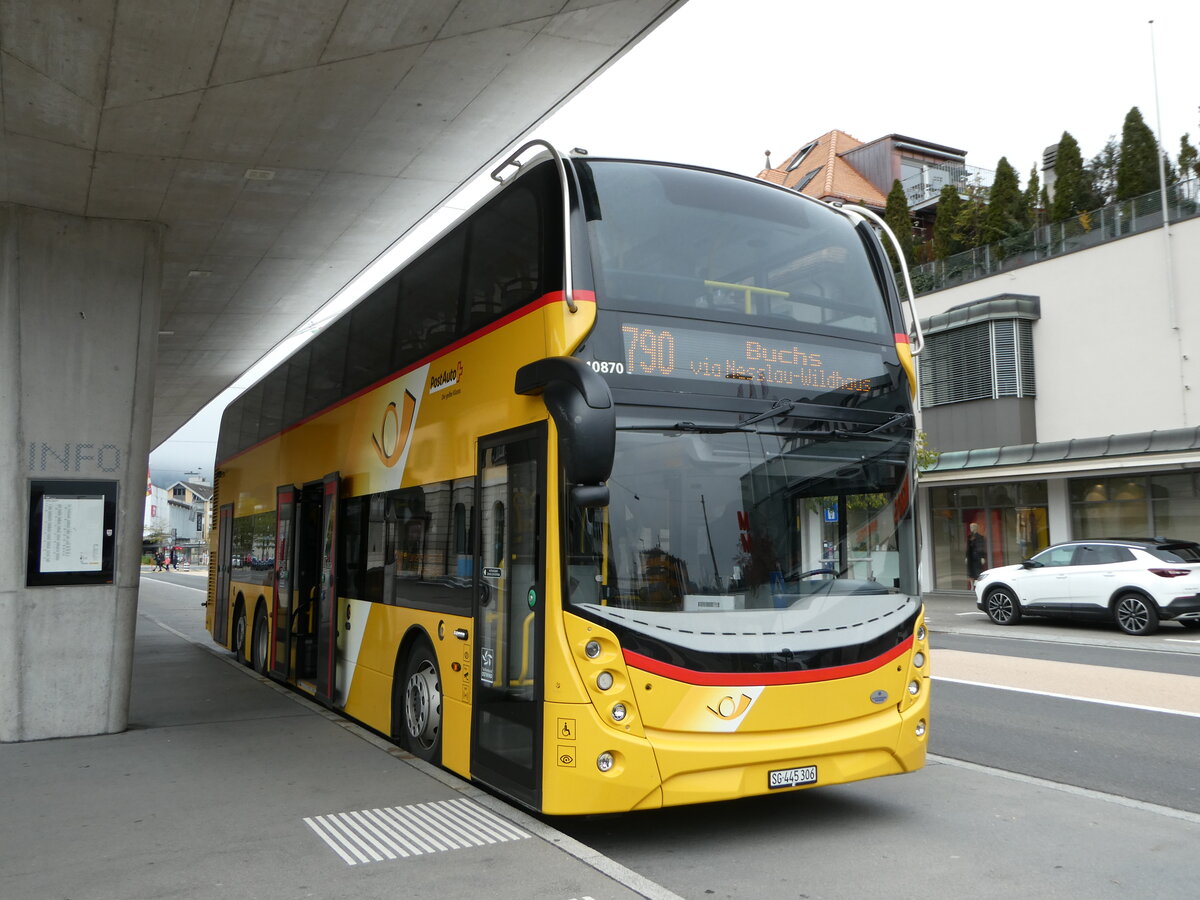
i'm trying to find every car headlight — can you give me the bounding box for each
[975,571,991,583]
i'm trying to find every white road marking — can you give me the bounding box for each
[304,798,529,866]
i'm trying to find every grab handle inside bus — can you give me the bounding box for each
[515,356,615,508]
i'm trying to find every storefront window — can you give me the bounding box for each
[1070,473,1200,540]
[928,481,1049,590]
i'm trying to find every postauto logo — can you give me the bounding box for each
[429,361,463,394]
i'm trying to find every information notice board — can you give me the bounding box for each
[26,480,117,586]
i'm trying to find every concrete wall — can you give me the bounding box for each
[0,204,161,741]
[915,216,1200,440]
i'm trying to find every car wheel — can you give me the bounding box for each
[984,587,1022,626]
[400,642,442,764]
[1114,592,1159,636]
[252,606,270,673]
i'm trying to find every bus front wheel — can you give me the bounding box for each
[401,643,442,764]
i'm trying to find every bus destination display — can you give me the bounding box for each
[613,320,884,394]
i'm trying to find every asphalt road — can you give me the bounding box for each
[138,573,1200,899]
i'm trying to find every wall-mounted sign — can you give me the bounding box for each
[26,480,117,586]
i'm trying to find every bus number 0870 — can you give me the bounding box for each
[588,360,626,375]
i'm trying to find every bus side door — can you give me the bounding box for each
[472,425,546,808]
[270,485,296,680]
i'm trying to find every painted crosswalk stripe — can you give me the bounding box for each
[305,797,530,866]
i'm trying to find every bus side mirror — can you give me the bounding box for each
[515,357,615,507]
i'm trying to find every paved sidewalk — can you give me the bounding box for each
[0,577,678,900]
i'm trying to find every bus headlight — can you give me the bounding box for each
[913,652,926,668]
[917,625,926,641]
[596,671,614,691]
[585,640,601,659]
[597,751,615,772]
[915,719,927,737]
[611,703,627,722]
[908,680,920,696]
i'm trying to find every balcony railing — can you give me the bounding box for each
[910,177,1200,294]
[901,162,995,207]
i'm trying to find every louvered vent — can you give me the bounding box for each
[919,317,1036,408]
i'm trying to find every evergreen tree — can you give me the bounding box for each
[1180,133,1200,181]
[954,182,989,248]
[1024,165,1042,227]
[883,179,914,268]
[1116,106,1160,200]
[932,184,963,260]
[980,157,1024,246]
[1086,138,1119,206]
[1049,131,1088,222]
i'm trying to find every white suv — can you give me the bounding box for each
[974,538,1200,636]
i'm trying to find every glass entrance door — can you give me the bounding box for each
[472,426,545,807]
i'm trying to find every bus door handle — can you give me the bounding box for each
[453,628,469,641]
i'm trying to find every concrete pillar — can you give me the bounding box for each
[0,203,162,741]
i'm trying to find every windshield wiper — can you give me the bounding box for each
[739,400,796,428]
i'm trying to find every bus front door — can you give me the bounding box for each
[287,475,338,705]
[472,426,545,808]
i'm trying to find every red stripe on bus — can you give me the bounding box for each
[894,332,909,345]
[622,635,914,687]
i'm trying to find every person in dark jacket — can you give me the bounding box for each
[966,522,987,587]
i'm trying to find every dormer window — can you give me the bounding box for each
[785,142,817,172]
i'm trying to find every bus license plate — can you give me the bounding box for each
[768,765,818,789]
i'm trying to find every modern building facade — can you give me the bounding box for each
[914,206,1200,592]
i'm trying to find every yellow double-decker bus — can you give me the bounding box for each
[206,142,929,814]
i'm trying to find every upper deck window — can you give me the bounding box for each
[577,161,890,340]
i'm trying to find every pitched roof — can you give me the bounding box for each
[757,129,888,209]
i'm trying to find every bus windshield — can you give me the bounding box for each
[578,160,890,339]
[566,412,918,642]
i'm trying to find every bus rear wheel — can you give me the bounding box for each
[252,606,269,674]
[401,643,442,763]
[232,602,249,665]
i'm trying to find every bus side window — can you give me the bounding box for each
[462,182,542,334]
[397,228,467,369]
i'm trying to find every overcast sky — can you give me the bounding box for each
[151,0,1200,482]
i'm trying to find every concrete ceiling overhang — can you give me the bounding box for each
[0,0,683,446]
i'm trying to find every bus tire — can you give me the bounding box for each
[252,605,270,674]
[232,601,249,665]
[400,642,442,764]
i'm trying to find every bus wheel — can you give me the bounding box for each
[401,643,442,763]
[252,607,269,674]
[232,602,249,665]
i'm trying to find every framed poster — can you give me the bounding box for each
[26,480,118,586]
